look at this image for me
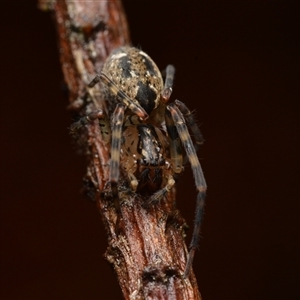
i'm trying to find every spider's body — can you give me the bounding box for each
[73,46,207,278]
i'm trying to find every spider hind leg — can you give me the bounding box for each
[109,103,125,201]
[145,175,175,207]
[167,102,207,278]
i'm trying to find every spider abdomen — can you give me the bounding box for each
[101,47,164,115]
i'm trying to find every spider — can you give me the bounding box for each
[71,47,207,278]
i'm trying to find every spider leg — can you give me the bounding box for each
[146,174,175,206]
[88,73,149,120]
[165,107,183,174]
[161,65,175,102]
[144,107,183,206]
[69,109,104,136]
[110,104,125,205]
[167,103,207,278]
[174,100,204,165]
[128,172,138,192]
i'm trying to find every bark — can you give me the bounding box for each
[38,1,201,299]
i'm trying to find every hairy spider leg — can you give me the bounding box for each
[146,175,175,206]
[161,65,175,102]
[144,66,183,205]
[69,104,125,213]
[174,100,204,165]
[69,109,104,135]
[88,73,149,120]
[165,108,183,174]
[109,103,125,202]
[162,65,184,174]
[167,103,207,279]
[150,64,175,126]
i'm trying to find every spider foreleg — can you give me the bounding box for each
[87,74,101,87]
[161,65,175,102]
[89,73,148,120]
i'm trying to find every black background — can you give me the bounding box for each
[1,1,299,299]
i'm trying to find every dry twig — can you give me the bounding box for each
[39,1,201,299]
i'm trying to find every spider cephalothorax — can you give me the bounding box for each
[72,46,207,278]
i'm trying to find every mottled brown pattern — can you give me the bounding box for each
[102,47,164,109]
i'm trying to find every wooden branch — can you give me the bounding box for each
[39,1,201,299]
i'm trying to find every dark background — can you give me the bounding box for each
[1,1,299,299]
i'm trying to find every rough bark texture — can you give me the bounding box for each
[38,0,201,299]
